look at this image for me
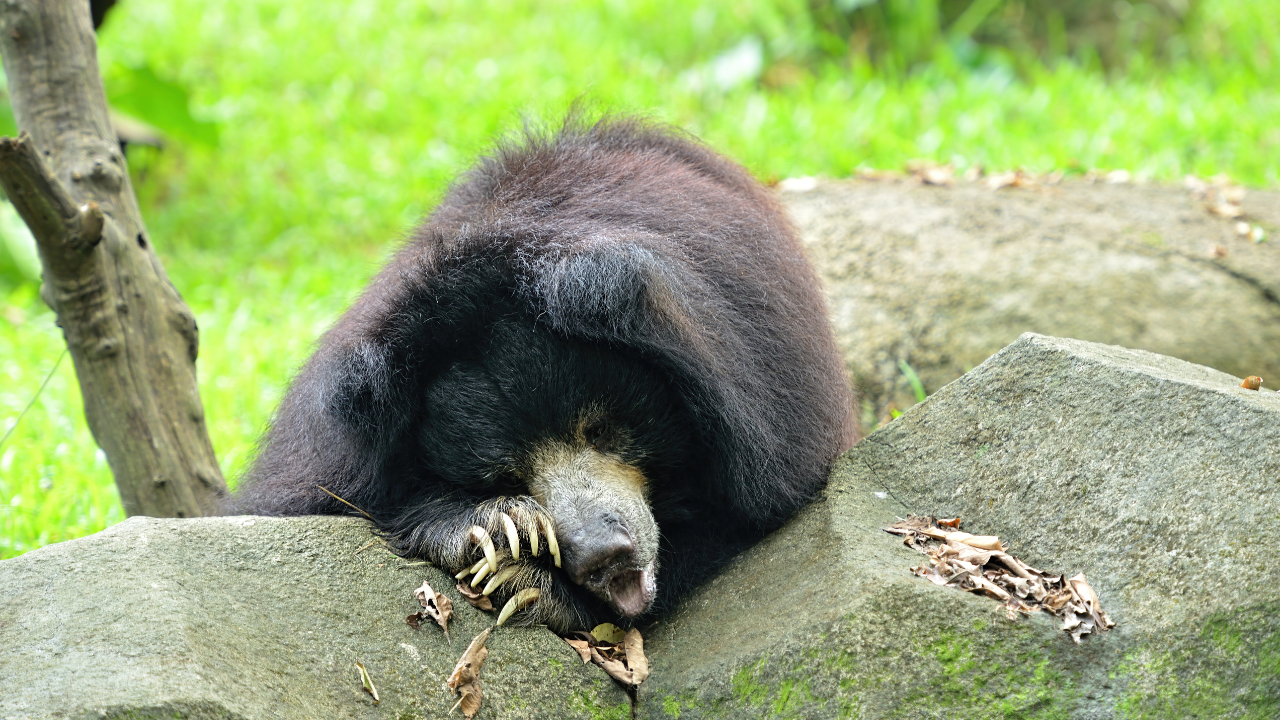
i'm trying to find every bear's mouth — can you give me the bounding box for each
[576,542,657,618]
[604,562,656,618]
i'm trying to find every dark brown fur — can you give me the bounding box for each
[232,116,855,631]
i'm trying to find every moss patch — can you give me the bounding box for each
[661,691,700,718]
[651,585,1088,719]
[1118,601,1280,719]
[571,687,631,720]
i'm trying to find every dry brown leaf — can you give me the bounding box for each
[565,638,593,664]
[954,533,1003,551]
[990,551,1034,579]
[567,626,649,686]
[1207,198,1245,219]
[885,515,1114,641]
[968,574,1011,601]
[913,564,951,586]
[944,541,996,566]
[985,169,1035,190]
[624,628,649,685]
[455,581,495,611]
[448,628,490,719]
[1068,616,1096,644]
[1240,376,1264,390]
[917,166,955,186]
[588,645,643,686]
[588,646,629,681]
[1067,573,1115,630]
[356,662,379,705]
[410,580,453,642]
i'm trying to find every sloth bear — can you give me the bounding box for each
[232,116,855,632]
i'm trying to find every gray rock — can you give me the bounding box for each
[782,179,1280,420]
[0,515,629,720]
[638,333,1280,719]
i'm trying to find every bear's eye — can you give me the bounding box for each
[495,474,527,494]
[584,421,616,453]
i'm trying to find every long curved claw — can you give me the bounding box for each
[454,557,487,580]
[481,565,519,596]
[500,512,521,561]
[538,515,561,568]
[513,508,540,557]
[470,560,493,587]
[496,588,540,626]
[469,525,498,575]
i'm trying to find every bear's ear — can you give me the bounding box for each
[319,245,511,431]
[325,338,413,448]
[530,241,715,359]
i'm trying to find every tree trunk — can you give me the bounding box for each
[0,0,226,517]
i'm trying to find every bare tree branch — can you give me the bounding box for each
[0,0,226,517]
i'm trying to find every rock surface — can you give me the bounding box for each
[0,515,629,720]
[638,333,1280,719]
[6,334,1277,719]
[781,179,1280,420]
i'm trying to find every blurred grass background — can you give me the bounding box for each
[1,0,1277,557]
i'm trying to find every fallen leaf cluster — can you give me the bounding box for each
[905,160,955,186]
[406,580,453,641]
[984,169,1041,190]
[563,623,650,686]
[1185,174,1248,220]
[447,627,490,719]
[885,516,1115,643]
[402,578,544,717]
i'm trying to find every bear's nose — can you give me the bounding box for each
[563,512,635,586]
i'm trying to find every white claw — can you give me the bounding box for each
[525,513,540,557]
[539,515,561,568]
[470,560,493,587]
[469,525,498,575]
[496,588,540,626]
[481,565,519,596]
[455,557,487,580]
[500,512,521,562]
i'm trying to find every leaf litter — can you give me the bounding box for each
[447,627,490,718]
[406,580,453,642]
[884,515,1115,643]
[454,580,494,611]
[402,575,549,718]
[563,623,650,686]
[405,571,642,718]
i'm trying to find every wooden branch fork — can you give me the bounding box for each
[0,0,226,516]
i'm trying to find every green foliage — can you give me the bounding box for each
[1,0,1279,557]
[103,61,220,147]
[897,360,928,404]
[0,201,40,286]
[804,0,1207,73]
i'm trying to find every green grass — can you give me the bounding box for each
[2,0,1279,557]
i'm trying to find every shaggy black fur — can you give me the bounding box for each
[232,116,856,629]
